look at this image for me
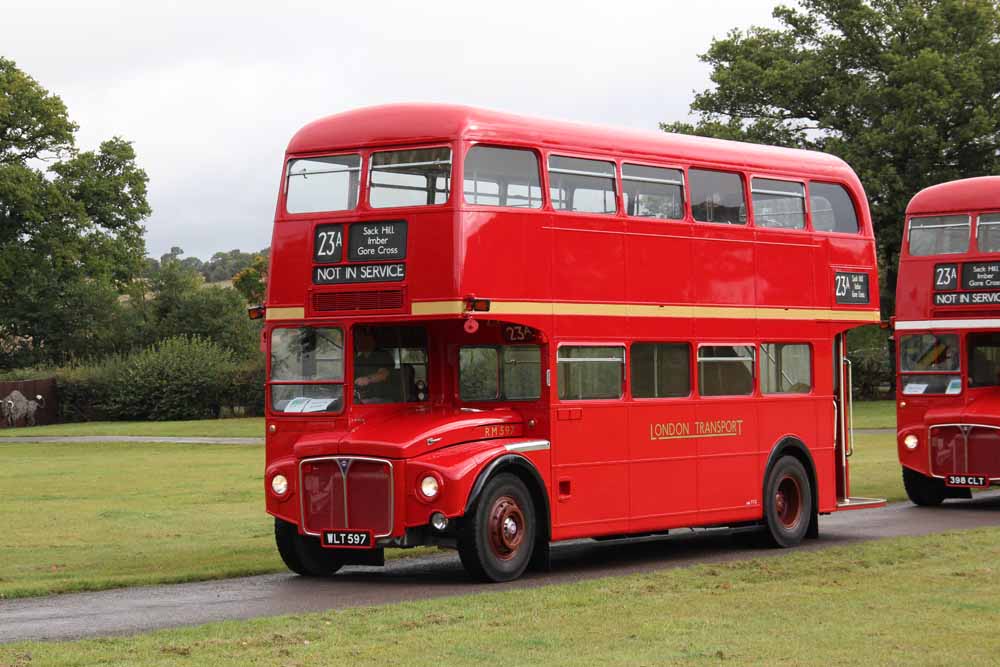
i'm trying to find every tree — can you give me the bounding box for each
[232,253,268,304]
[0,57,151,368]
[662,0,1000,312]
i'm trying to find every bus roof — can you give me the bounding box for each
[287,103,855,179]
[906,176,1000,217]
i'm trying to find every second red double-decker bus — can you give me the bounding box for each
[262,104,882,582]
[895,176,1000,505]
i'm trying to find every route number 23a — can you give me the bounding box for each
[835,274,851,297]
[935,266,957,288]
[317,230,342,257]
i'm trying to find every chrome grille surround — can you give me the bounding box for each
[298,455,395,537]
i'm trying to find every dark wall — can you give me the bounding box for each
[0,378,57,428]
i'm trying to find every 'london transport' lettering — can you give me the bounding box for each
[649,419,744,441]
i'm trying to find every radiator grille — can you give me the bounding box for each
[929,425,1000,480]
[312,290,403,313]
[300,457,393,536]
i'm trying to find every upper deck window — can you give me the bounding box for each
[751,178,805,230]
[622,164,684,220]
[369,147,451,208]
[690,169,746,225]
[908,215,970,256]
[548,156,617,214]
[977,213,1000,253]
[285,155,361,214]
[463,146,542,208]
[809,182,859,233]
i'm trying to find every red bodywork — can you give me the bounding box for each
[264,104,881,548]
[895,176,1000,484]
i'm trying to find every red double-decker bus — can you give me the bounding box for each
[894,176,1000,505]
[262,104,882,582]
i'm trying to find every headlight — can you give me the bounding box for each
[420,475,440,499]
[903,434,919,450]
[271,474,289,496]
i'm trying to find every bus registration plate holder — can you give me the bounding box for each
[321,530,373,549]
[945,474,988,489]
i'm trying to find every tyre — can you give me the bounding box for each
[458,473,537,582]
[902,467,946,506]
[762,456,813,548]
[274,518,343,576]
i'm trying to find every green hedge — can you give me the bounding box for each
[20,336,265,422]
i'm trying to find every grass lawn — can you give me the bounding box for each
[849,432,903,502]
[3,528,998,666]
[853,399,896,429]
[0,417,264,439]
[0,441,432,600]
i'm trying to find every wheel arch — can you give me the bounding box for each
[765,436,819,538]
[464,453,551,542]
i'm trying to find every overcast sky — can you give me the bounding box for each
[4,0,782,260]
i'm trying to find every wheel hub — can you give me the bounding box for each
[488,495,525,560]
[775,475,802,529]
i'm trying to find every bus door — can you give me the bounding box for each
[834,333,852,502]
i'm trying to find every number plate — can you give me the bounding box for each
[945,474,989,489]
[321,530,373,549]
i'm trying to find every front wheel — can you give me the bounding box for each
[902,467,946,506]
[274,518,343,576]
[458,473,537,582]
[762,456,813,548]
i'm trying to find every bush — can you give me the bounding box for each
[848,325,893,400]
[103,337,234,421]
[12,337,265,422]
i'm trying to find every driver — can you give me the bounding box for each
[354,327,394,400]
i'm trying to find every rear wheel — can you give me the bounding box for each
[902,467,946,506]
[458,473,536,582]
[763,457,813,548]
[274,518,343,576]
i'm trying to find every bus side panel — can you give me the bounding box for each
[695,398,760,523]
[551,403,630,539]
[754,228,817,308]
[624,219,693,306]
[458,210,551,302]
[549,213,625,306]
[692,226,754,306]
[627,399,699,532]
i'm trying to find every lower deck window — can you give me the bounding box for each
[631,343,690,398]
[558,346,624,400]
[698,345,754,396]
[459,346,542,401]
[761,343,811,394]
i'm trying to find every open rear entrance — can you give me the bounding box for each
[834,333,886,510]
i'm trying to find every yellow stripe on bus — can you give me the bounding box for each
[410,300,879,323]
[266,307,306,320]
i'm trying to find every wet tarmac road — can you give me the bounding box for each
[2,493,998,644]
